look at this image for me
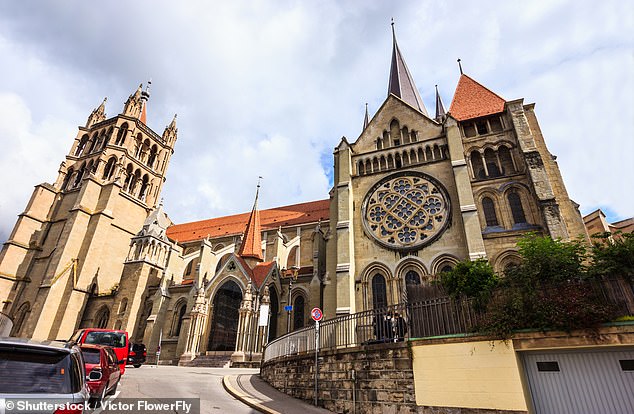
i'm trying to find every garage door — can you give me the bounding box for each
[522,348,634,414]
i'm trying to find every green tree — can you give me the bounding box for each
[589,232,634,280]
[509,233,587,286]
[439,258,498,309]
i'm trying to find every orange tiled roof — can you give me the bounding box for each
[252,261,276,288]
[237,203,263,260]
[166,199,330,243]
[449,74,506,121]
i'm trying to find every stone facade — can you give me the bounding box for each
[1,30,588,367]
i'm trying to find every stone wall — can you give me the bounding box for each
[261,342,519,414]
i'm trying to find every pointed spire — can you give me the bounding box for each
[387,20,429,116]
[86,97,107,127]
[363,103,369,130]
[237,178,264,261]
[140,80,151,124]
[162,114,178,144]
[123,83,144,118]
[434,85,446,122]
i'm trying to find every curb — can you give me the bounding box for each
[222,375,281,414]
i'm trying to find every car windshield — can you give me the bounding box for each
[84,332,126,348]
[0,348,73,394]
[81,348,101,364]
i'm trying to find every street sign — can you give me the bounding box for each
[284,305,293,312]
[311,307,323,322]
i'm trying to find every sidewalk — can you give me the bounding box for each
[223,373,333,414]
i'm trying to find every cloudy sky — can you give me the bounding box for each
[0,0,632,242]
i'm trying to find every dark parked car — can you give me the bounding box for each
[0,337,90,412]
[70,328,129,375]
[80,344,121,406]
[127,343,147,368]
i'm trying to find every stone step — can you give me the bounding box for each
[179,354,231,368]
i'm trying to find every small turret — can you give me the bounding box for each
[434,85,446,122]
[162,114,178,145]
[122,84,144,119]
[86,97,107,128]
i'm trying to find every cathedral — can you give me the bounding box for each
[0,28,588,365]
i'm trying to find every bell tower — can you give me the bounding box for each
[0,83,178,340]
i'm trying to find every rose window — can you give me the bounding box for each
[362,172,451,250]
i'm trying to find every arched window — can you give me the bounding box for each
[172,301,187,337]
[134,134,143,158]
[268,286,279,342]
[433,145,441,159]
[73,163,86,188]
[87,132,99,153]
[95,307,110,329]
[440,265,453,273]
[484,148,501,177]
[104,127,113,147]
[102,157,117,180]
[358,161,365,175]
[147,145,158,168]
[129,169,141,195]
[498,146,515,175]
[425,146,433,161]
[482,197,499,227]
[139,174,150,201]
[183,257,199,280]
[471,151,486,179]
[405,270,421,287]
[508,191,527,224]
[123,164,134,192]
[293,295,305,330]
[63,168,75,190]
[115,123,128,146]
[371,274,388,309]
[75,134,89,156]
[390,119,401,146]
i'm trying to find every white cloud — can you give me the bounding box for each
[0,0,632,241]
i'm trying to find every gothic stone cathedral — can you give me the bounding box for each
[0,32,588,365]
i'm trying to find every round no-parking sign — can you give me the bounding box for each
[311,307,323,322]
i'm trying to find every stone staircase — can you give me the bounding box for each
[178,352,232,368]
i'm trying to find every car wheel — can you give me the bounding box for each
[134,364,141,368]
[107,380,118,396]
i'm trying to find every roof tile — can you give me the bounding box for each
[449,74,506,121]
[166,199,330,243]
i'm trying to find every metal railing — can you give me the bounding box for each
[263,277,634,363]
[263,297,479,362]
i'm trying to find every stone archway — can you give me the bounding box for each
[207,280,242,351]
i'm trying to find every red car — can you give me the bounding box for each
[71,328,129,375]
[80,344,121,406]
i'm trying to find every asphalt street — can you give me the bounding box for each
[102,365,261,414]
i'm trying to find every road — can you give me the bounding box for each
[103,365,261,414]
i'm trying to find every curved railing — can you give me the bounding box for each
[263,297,479,362]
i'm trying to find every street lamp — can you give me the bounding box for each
[287,265,299,333]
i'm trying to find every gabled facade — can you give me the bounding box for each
[1,28,589,366]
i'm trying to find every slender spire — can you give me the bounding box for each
[140,80,151,125]
[363,103,369,130]
[237,177,264,261]
[387,20,428,116]
[434,85,446,122]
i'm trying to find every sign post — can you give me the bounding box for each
[311,307,323,406]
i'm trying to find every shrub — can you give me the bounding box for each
[439,258,498,310]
